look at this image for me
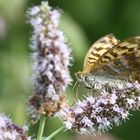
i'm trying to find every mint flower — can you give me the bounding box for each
[61,82,140,134]
[0,113,30,140]
[27,2,72,118]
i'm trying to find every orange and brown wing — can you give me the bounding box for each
[82,34,119,74]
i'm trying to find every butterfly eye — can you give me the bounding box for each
[85,75,89,82]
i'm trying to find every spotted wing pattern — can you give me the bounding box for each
[82,34,119,74]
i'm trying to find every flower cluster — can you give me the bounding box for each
[60,82,140,134]
[27,2,72,118]
[0,113,30,140]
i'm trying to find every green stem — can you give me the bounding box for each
[45,126,64,140]
[37,115,46,140]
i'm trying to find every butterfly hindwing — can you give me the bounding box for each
[96,36,140,82]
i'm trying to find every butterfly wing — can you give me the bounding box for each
[95,36,140,82]
[82,34,119,74]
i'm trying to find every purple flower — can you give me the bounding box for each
[0,113,30,140]
[60,82,140,134]
[27,2,72,118]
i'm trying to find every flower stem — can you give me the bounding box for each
[37,115,46,140]
[45,126,64,140]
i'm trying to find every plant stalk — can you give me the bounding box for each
[45,126,64,140]
[37,115,46,140]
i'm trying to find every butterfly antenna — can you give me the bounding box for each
[72,80,78,90]
[75,84,79,101]
[70,81,79,106]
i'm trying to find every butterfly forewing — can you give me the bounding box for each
[82,34,119,74]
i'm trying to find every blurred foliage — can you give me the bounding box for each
[0,0,140,140]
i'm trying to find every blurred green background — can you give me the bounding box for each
[0,0,140,139]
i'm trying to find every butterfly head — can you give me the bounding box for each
[75,71,90,82]
[75,71,96,88]
[75,71,85,81]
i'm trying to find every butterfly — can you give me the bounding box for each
[75,34,140,88]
